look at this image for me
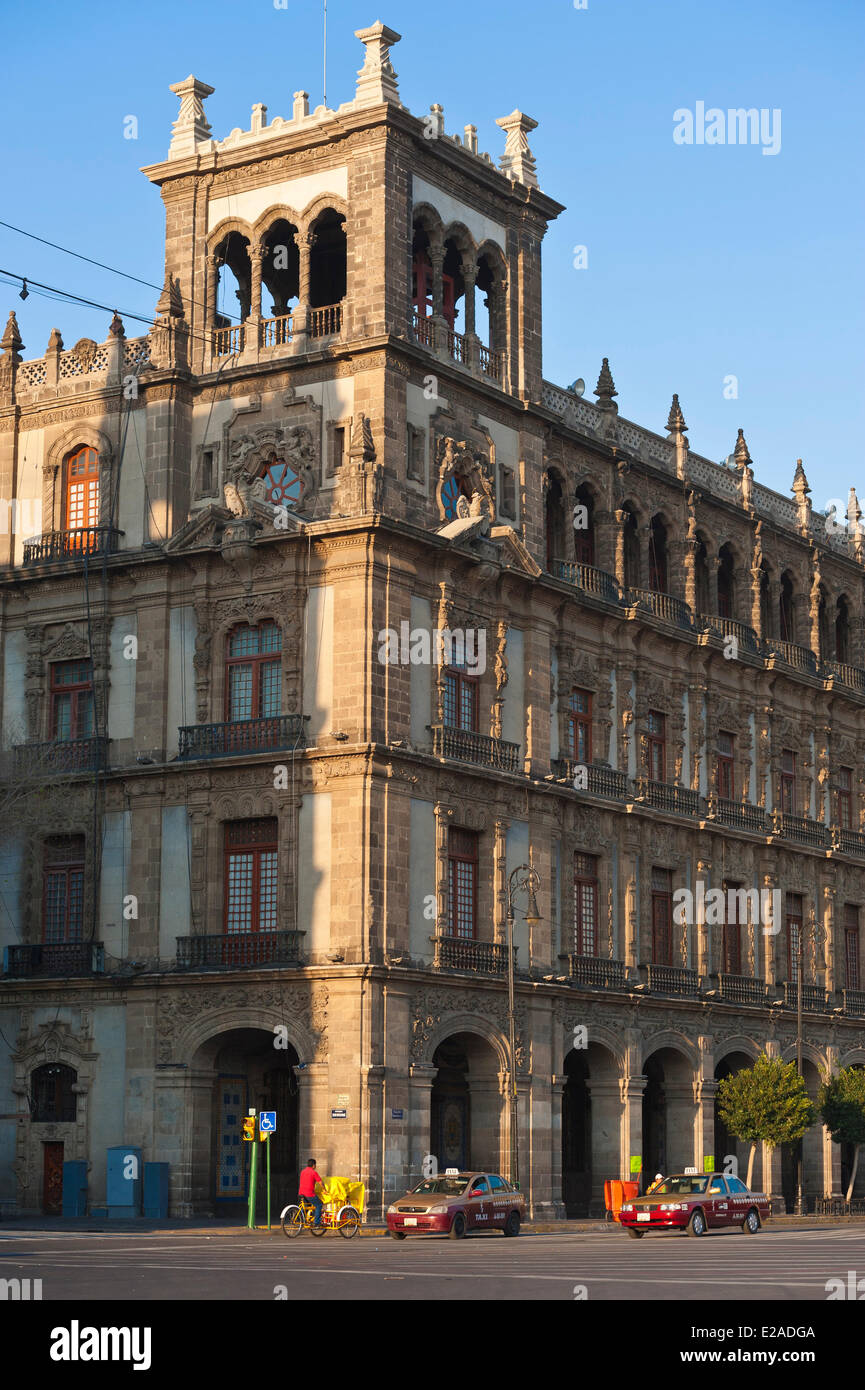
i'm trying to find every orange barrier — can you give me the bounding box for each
[604,1178,640,1222]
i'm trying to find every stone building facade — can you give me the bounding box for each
[0,20,863,1220]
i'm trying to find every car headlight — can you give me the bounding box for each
[660,1202,687,1211]
[387,1205,398,1214]
[622,1204,632,1212]
[427,1204,447,1214]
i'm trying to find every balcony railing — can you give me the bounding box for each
[772,810,827,849]
[213,325,244,356]
[553,559,621,604]
[177,715,307,760]
[261,313,292,348]
[3,942,104,979]
[567,954,627,989]
[708,797,768,833]
[11,735,109,775]
[430,725,521,773]
[843,989,865,1017]
[446,328,467,365]
[825,660,865,694]
[627,588,693,630]
[636,779,700,817]
[176,931,304,970]
[551,759,628,800]
[647,964,700,996]
[478,343,504,382]
[432,936,513,974]
[718,974,767,1006]
[782,981,829,1012]
[831,825,865,858]
[411,309,435,349]
[23,528,123,564]
[701,614,761,655]
[308,303,342,339]
[764,638,818,676]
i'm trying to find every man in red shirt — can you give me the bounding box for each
[298,1158,325,1227]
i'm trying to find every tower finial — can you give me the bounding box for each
[733,428,751,468]
[354,22,402,108]
[495,110,539,188]
[168,75,215,159]
[666,393,687,435]
[594,357,618,410]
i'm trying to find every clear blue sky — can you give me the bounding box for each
[1,0,862,511]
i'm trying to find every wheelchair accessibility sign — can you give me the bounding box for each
[259,1111,277,1134]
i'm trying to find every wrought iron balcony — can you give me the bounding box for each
[647,964,700,996]
[764,638,818,676]
[636,778,700,817]
[308,303,342,339]
[842,988,865,1017]
[23,528,123,564]
[825,660,865,695]
[177,714,307,760]
[10,735,109,775]
[782,980,829,1012]
[176,931,304,970]
[831,825,865,858]
[430,725,521,773]
[551,759,628,800]
[627,587,694,630]
[567,954,627,989]
[771,810,828,849]
[553,559,622,604]
[707,796,768,833]
[432,936,513,975]
[3,942,104,979]
[718,974,767,1006]
[701,614,761,655]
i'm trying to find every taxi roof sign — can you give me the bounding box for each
[684,1166,697,1174]
[445,1167,460,1175]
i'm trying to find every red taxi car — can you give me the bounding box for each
[387,1170,525,1239]
[619,1172,770,1238]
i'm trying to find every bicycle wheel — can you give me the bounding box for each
[282,1205,304,1238]
[338,1205,360,1239]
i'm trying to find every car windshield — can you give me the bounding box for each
[650,1175,709,1195]
[411,1178,469,1196]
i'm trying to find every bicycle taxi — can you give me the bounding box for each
[281,1176,364,1238]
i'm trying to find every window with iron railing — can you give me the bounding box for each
[780,749,797,815]
[51,659,94,741]
[443,667,479,732]
[226,622,282,722]
[835,767,853,830]
[447,827,478,940]
[224,819,278,936]
[786,892,804,981]
[845,905,860,991]
[716,731,735,802]
[651,866,673,965]
[64,445,99,535]
[566,689,592,765]
[31,1062,78,1123]
[646,711,666,782]
[42,835,85,943]
[573,852,599,956]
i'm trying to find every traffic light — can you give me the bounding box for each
[242,1116,256,1142]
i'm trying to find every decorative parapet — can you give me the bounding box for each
[353,21,402,108]
[168,74,215,159]
[496,110,539,188]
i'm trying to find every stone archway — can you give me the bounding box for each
[561,1041,620,1216]
[429,1031,504,1176]
[642,1044,696,1181]
[714,1049,759,1187]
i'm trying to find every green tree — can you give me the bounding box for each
[819,1067,865,1202]
[717,1054,816,1189]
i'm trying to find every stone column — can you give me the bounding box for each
[461,258,478,368]
[614,509,628,589]
[751,566,764,636]
[248,242,264,324]
[429,239,447,353]
[683,538,699,615]
[762,871,778,985]
[433,803,453,952]
[694,1071,718,1173]
[549,1073,568,1220]
[822,884,836,996]
[206,254,220,333]
[696,859,712,978]
[292,231,317,344]
[621,1072,647,1189]
[297,1061,329,1162]
[824,1045,844,1197]
[408,1062,436,1179]
[493,819,509,945]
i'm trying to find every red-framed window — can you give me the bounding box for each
[566,689,592,764]
[224,819,278,935]
[651,867,673,965]
[411,252,456,325]
[226,622,282,722]
[646,711,666,782]
[835,767,853,830]
[780,749,796,815]
[50,659,94,741]
[42,835,85,944]
[844,905,860,991]
[786,892,803,981]
[721,881,741,974]
[443,667,479,732]
[447,827,478,940]
[64,445,99,533]
[573,852,599,956]
[716,731,735,801]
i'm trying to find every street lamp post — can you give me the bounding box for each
[505,864,541,1192]
[795,918,804,1216]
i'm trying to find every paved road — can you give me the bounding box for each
[2,1225,864,1301]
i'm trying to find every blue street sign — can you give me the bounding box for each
[391,1109,404,1119]
[259,1111,277,1133]
[331,1109,347,1119]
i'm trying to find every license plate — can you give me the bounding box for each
[637,1212,651,1221]
[403,1217,417,1226]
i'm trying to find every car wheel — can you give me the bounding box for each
[743,1207,761,1235]
[449,1212,467,1240]
[390,1230,407,1240]
[626,1227,643,1239]
[687,1209,707,1238]
[504,1211,520,1238]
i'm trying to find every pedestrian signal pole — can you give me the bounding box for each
[245,1109,259,1229]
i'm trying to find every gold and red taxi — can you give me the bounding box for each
[619,1171,770,1237]
[386,1170,525,1239]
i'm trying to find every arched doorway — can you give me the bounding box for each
[642,1046,695,1183]
[430,1032,502,1175]
[781,1057,821,1212]
[715,1051,756,1185]
[191,1027,300,1216]
[561,1042,620,1215]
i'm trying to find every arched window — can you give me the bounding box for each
[261,219,300,320]
[213,230,252,324]
[545,474,567,571]
[573,484,594,566]
[309,210,347,310]
[260,456,303,509]
[649,516,668,593]
[64,446,99,535]
[717,544,735,618]
[42,834,85,943]
[836,595,851,664]
[412,223,435,320]
[779,573,795,642]
[226,622,282,722]
[32,1063,77,1122]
